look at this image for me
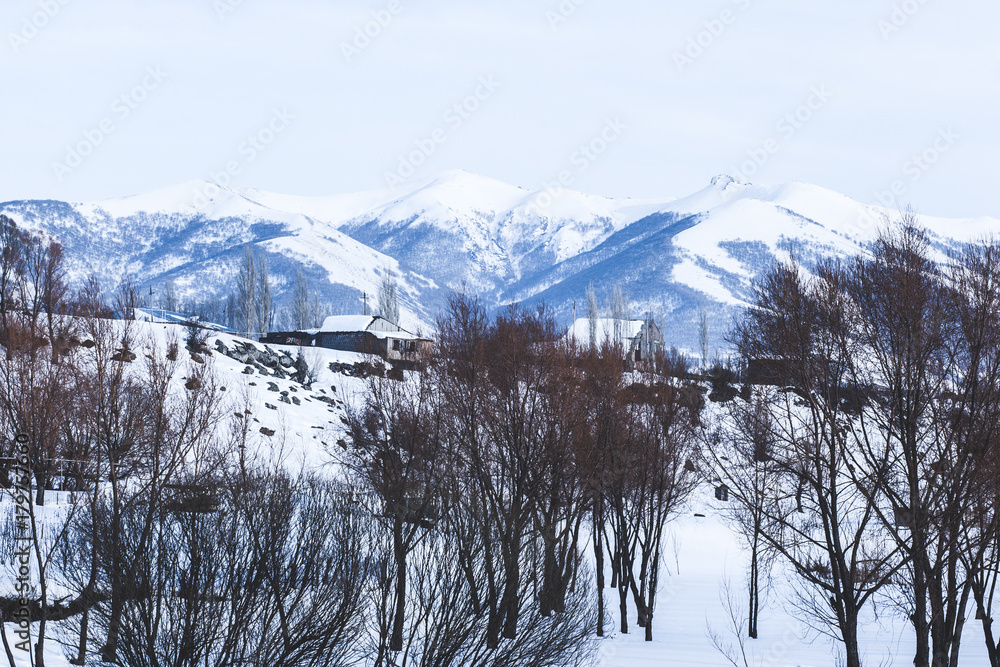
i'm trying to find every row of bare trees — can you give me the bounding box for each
[0,218,701,666]
[0,275,376,667]
[0,213,368,666]
[707,219,1000,667]
[342,295,704,664]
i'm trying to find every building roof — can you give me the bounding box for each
[566,317,647,346]
[317,315,426,341]
[318,315,379,333]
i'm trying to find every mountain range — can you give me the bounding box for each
[2,170,996,355]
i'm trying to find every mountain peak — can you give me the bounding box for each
[418,169,529,196]
[710,174,747,190]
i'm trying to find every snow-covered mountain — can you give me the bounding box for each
[0,181,443,331]
[2,171,996,353]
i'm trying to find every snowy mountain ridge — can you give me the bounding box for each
[1,171,996,353]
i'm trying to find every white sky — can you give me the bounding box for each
[1,0,998,218]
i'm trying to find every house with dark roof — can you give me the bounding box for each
[265,315,432,364]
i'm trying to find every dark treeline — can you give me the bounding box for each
[340,297,703,665]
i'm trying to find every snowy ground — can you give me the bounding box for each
[2,321,994,666]
[595,499,939,667]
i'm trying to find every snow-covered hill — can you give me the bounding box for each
[2,172,996,353]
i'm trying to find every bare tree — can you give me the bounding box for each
[310,291,326,328]
[842,221,991,667]
[602,356,700,641]
[257,253,272,335]
[237,246,258,338]
[40,240,71,362]
[0,216,25,343]
[93,332,226,663]
[532,340,590,619]
[344,365,445,653]
[378,272,400,326]
[579,345,627,637]
[586,282,599,350]
[293,269,310,330]
[699,303,710,366]
[99,462,368,667]
[162,280,178,312]
[610,286,628,348]
[706,258,901,667]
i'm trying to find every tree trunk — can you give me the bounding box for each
[617,547,629,634]
[1,624,16,667]
[947,580,972,667]
[594,504,605,637]
[501,555,521,640]
[390,516,406,652]
[72,607,89,665]
[458,548,482,615]
[842,615,862,667]
[540,532,557,617]
[972,580,998,666]
[101,588,123,663]
[914,554,930,667]
[749,529,760,639]
[35,618,46,667]
[486,603,502,649]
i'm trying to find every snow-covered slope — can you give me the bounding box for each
[261,170,670,297]
[2,173,996,353]
[511,176,997,354]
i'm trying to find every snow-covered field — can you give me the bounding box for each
[595,503,991,667]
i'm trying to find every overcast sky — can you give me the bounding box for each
[1,0,997,218]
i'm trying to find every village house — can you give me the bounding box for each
[264,315,432,364]
[565,316,664,363]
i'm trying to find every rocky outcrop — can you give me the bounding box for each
[214,338,310,385]
[327,360,385,378]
